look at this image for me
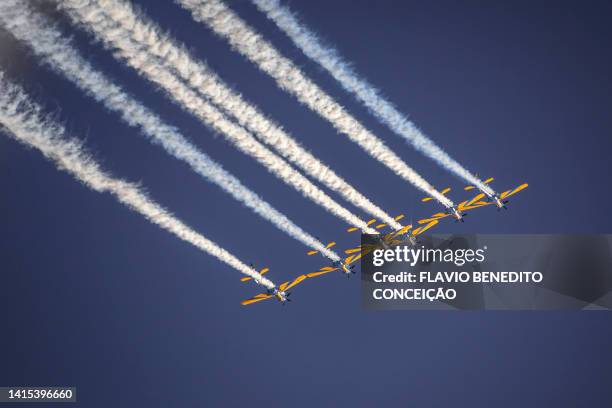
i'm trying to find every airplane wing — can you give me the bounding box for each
[457,200,472,210]
[459,199,493,211]
[241,293,274,305]
[390,224,413,238]
[419,213,448,224]
[279,275,308,291]
[500,183,529,199]
[418,217,440,224]
[306,268,338,278]
[345,253,363,264]
[462,202,493,212]
[467,192,486,206]
[414,220,438,236]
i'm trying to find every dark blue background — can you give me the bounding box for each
[1,0,611,406]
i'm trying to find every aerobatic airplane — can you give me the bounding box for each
[306,241,355,275]
[307,261,356,278]
[420,187,473,221]
[465,181,529,210]
[241,273,307,305]
[417,199,488,224]
[241,263,345,305]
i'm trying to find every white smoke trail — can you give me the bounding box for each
[60,0,378,235]
[251,0,495,196]
[0,72,275,289]
[59,0,402,231]
[0,0,340,262]
[177,0,455,208]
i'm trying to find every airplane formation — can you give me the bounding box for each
[241,180,528,306]
[0,1,531,309]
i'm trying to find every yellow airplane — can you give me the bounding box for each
[420,186,475,221]
[417,199,490,224]
[306,240,356,276]
[241,264,339,305]
[306,259,356,278]
[241,274,307,305]
[465,182,529,210]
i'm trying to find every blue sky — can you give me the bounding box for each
[2,0,612,406]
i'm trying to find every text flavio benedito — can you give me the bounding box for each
[369,246,542,302]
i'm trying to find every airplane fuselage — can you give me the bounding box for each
[333,260,352,275]
[485,192,506,209]
[268,288,288,303]
[275,290,288,302]
[449,206,464,221]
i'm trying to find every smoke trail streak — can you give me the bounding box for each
[60,0,378,235]
[0,0,340,262]
[0,72,275,289]
[251,0,495,196]
[59,0,402,231]
[177,0,455,208]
